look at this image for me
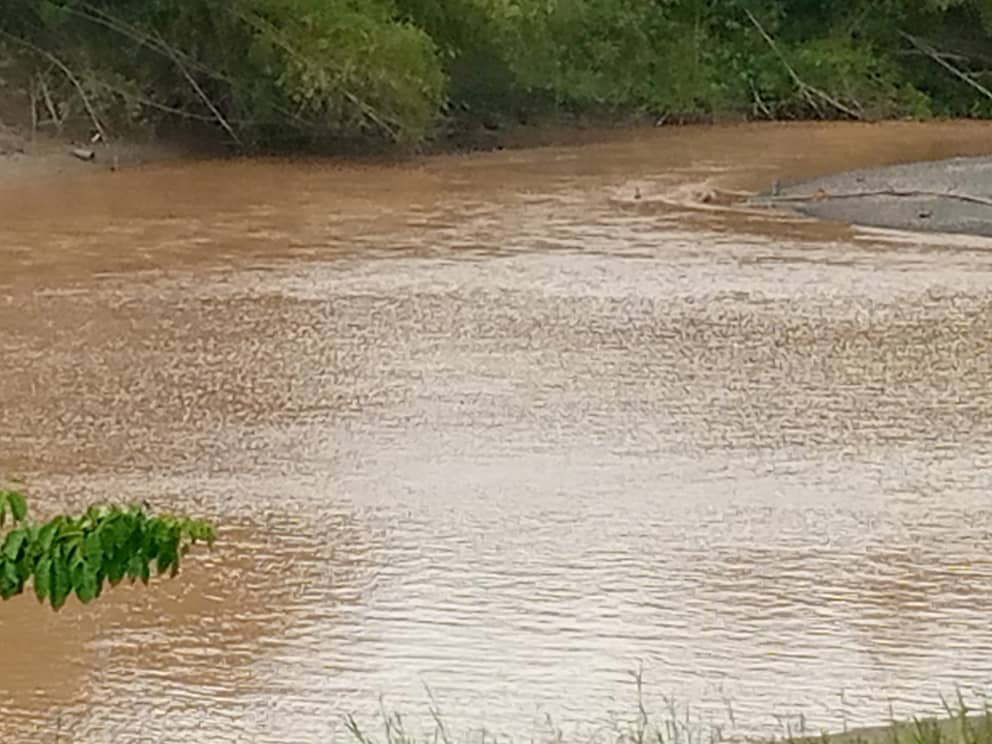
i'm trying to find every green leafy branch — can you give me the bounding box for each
[0,490,215,610]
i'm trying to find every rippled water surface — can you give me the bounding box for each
[2,122,992,743]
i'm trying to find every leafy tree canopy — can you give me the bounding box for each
[3,0,992,146]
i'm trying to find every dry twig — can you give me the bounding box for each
[766,188,992,208]
[36,73,63,130]
[152,30,242,145]
[0,31,106,140]
[899,31,992,104]
[744,9,863,120]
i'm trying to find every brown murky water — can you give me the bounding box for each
[2,121,992,743]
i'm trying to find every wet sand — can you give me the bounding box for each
[762,151,992,237]
[0,124,201,185]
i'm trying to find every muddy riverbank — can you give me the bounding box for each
[0,125,194,183]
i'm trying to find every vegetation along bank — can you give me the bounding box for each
[3,0,992,152]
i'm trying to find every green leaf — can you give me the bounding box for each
[99,516,122,552]
[34,557,51,602]
[74,563,100,603]
[51,553,72,610]
[7,492,27,523]
[0,559,20,598]
[156,541,178,577]
[106,553,127,585]
[126,554,145,581]
[83,531,103,563]
[36,522,57,553]
[3,530,27,561]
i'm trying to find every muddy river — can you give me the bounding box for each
[1,122,992,743]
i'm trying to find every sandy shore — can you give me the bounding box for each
[756,154,992,237]
[0,125,193,185]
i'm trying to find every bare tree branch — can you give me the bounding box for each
[767,188,992,209]
[151,30,242,145]
[899,31,992,104]
[744,9,864,120]
[0,30,106,140]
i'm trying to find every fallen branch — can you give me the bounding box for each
[73,3,233,85]
[766,188,992,208]
[744,9,863,120]
[152,30,242,146]
[62,3,312,133]
[0,31,107,141]
[899,31,992,104]
[892,48,973,64]
[749,78,773,119]
[28,76,38,132]
[36,73,62,131]
[85,78,216,121]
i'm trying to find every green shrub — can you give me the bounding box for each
[5,0,992,148]
[2,0,446,146]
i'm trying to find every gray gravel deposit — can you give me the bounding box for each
[754,155,992,237]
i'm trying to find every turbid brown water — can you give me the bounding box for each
[2,121,992,744]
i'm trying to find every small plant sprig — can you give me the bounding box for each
[0,490,215,610]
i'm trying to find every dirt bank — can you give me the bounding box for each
[754,150,992,237]
[0,63,192,183]
[0,124,197,185]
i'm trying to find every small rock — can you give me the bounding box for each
[71,147,95,162]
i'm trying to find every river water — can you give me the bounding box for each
[1,122,992,744]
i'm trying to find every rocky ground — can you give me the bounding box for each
[752,151,992,237]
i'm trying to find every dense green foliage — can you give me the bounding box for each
[3,0,992,147]
[0,489,215,610]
